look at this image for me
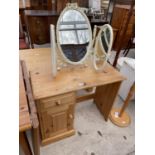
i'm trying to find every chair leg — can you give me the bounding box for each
[124,48,130,57]
[123,40,131,55]
[19,132,32,155]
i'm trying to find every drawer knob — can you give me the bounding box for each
[55,100,61,106]
[69,114,73,119]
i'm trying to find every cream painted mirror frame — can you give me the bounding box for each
[50,24,57,77]
[93,24,113,71]
[56,3,93,65]
[50,4,113,77]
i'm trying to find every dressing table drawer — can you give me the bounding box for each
[37,92,75,112]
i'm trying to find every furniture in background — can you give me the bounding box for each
[20,0,118,48]
[89,0,116,30]
[19,61,40,155]
[115,0,133,5]
[19,15,30,49]
[111,4,135,51]
[20,48,125,146]
[123,31,135,57]
[19,0,88,12]
[19,0,31,29]
[28,0,88,11]
[19,0,31,50]
[19,0,67,47]
[25,10,59,47]
[30,0,51,10]
[24,10,93,47]
[22,0,116,46]
[111,0,135,66]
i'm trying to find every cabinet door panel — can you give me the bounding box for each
[52,111,68,133]
[41,104,69,137]
[41,111,53,139]
[37,93,75,141]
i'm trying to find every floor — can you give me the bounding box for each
[20,96,135,155]
[20,45,135,155]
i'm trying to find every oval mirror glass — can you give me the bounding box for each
[93,24,113,71]
[57,9,92,63]
[100,27,111,54]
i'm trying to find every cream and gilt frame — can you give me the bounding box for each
[93,24,113,71]
[50,3,113,77]
[56,3,93,65]
[50,3,93,77]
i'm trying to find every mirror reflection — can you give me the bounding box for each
[100,27,110,53]
[93,24,113,71]
[58,10,90,62]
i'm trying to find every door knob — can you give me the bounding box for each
[55,100,61,106]
[69,114,73,119]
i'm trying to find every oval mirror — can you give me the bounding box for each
[93,24,113,71]
[57,4,92,64]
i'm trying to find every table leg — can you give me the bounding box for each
[32,127,40,155]
[19,132,32,155]
[94,82,121,121]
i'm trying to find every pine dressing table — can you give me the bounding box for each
[20,48,125,146]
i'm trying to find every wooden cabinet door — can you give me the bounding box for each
[39,104,74,139]
[37,92,75,141]
[40,108,68,139]
[52,111,68,133]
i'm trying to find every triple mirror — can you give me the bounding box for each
[50,3,113,77]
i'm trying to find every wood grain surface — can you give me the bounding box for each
[20,48,125,100]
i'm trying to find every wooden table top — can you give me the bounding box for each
[19,63,31,132]
[20,48,125,100]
